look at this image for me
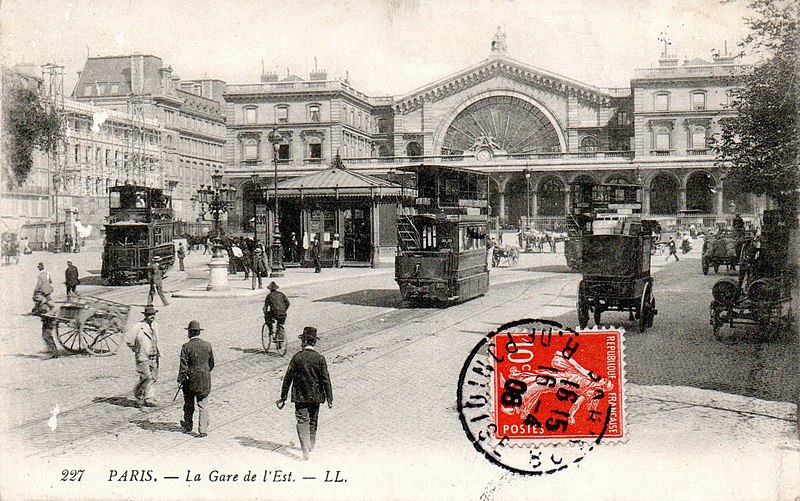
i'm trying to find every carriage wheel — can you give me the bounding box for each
[261,322,272,353]
[638,281,653,333]
[55,320,84,353]
[702,257,709,275]
[83,312,123,356]
[577,282,589,329]
[509,249,519,267]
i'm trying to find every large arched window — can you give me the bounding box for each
[686,172,715,213]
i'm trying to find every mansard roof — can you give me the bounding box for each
[393,55,619,113]
[72,55,164,98]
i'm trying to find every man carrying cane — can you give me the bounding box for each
[177,320,214,438]
[278,327,333,460]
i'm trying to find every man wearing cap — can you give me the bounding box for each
[147,258,170,306]
[279,326,333,460]
[126,305,161,408]
[251,244,269,290]
[177,320,214,438]
[65,260,80,299]
[263,281,290,345]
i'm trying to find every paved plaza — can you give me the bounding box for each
[0,241,797,500]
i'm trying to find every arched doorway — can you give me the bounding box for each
[686,172,715,213]
[649,174,679,215]
[505,175,529,227]
[722,178,752,214]
[538,177,566,216]
[241,182,260,234]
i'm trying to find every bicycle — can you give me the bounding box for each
[261,319,287,356]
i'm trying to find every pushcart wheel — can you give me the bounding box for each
[55,320,84,353]
[702,257,709,275]
[593,307,602,327]
[84,312,123,356]
[577,282,589,329]
[638,282,653,333]
[261,322,272,353]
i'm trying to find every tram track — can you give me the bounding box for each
[18,272,575,458]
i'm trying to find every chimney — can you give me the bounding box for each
[130,54,145,95]
[261,71,278,82]
[309,68,327,81]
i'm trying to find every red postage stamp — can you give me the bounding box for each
[492,327,624,441]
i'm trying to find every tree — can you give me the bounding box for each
[1,70,63,188]
[712,0,799,216]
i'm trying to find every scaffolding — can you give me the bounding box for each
[41,63,67,251]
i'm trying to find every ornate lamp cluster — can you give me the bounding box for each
[196,170,236,235]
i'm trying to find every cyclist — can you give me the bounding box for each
[263,281,290,345]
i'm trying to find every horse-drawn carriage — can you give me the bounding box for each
[577,218,659,332]
[702,229,748,274]
[710,210,795,340]
[42,296,130,356]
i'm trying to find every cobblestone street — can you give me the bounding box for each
[1,243,797,500]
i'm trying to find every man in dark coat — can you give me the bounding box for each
[279,327,333,460]
[178,320,214,438]
[65,260,80,299]
[263,281,290,345]
[177,243,186,271]
[310,234,322,273]
[147,258,170,306]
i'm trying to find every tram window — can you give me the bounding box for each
[461,226,486,251]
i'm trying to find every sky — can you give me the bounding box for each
[0,0,756,97]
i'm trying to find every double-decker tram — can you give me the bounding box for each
[102,185,175,284]
[564,181,644,271]
[395,165,490,304]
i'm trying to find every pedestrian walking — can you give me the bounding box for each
[65,260,80,299]
[278,326,333,461]
[125,305,161,408]
[311,234,322,273]
[177,320,214,438]
[147,258,170,306]
[252,246,268,289]
[177,243,186,271]
[32,262,54,315]
[263,281,290,343]
[241,239,252,280]
[666,237,679,262]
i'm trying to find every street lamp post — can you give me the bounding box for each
[196,169,236,291]
[250,172,260,241]
[267,126,284,277]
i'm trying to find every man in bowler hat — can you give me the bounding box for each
[278,327,333,460]
[178,320,214,438]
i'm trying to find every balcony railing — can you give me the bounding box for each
[342,150,636,165]
[633,64,753,80]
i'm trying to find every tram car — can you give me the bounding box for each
[101,185,175,284]
[565,181,643,271]
[395,165,490,304]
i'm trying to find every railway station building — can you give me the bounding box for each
[222,31,757,250]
